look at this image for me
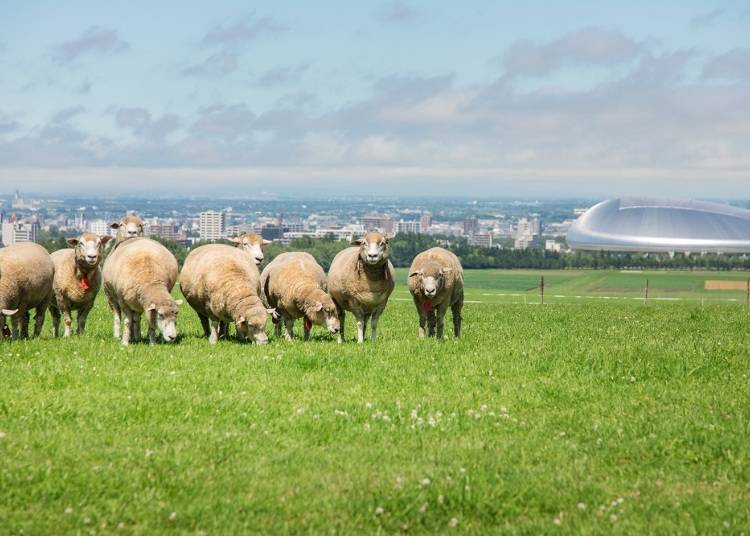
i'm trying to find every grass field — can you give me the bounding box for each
[2,269,750,533]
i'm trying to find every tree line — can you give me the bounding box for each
[36,229,750,271]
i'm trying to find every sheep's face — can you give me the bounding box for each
[410,262,452,299]
[308,299,340,334]
[230,233,271,265]
[148,299,182,343]
[236,306,269,344]
[69,233,112,267]
[353,232,391,266]
[110,216,144,241]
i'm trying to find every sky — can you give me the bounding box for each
[1,0,749,198]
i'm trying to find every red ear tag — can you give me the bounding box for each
[304,317,313,331]
[421,301,433,312]
[80,277,90,290]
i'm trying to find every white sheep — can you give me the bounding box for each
[327,231,395,343]
[49,232,112,337]
[0,242,54,339]
[228,232,271,265]
[260,252,340,341]
[109,214,144,246]
[102,237,181,345]
[180,244,270,344]
[407,247,464,339]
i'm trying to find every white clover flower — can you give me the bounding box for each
[577,502,586,511]
[449,517,458,528]
[420,478,431,487]
[375,506,384,515]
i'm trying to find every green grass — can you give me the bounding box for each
[1,273,750,533]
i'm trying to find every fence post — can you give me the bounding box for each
[644,279,649,305]
[540,275,545,305]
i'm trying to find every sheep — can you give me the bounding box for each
[49,232,112,337]
[260,252,340,341]
[109,214,144,246]
[327,231,395,343]
[0,242,54,339]
[180,244,270,344]
[228,232,271,266]
[407,247,464,339]
[102,237,181,345]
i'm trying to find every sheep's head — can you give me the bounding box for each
[235,303,269,344]
[146,299,182,343]
[353,231,392,266]
[68,232,112,268]
[229,233,271,265]
[305,294,340,334]
[110,215,144,242]
[409,261,452,299]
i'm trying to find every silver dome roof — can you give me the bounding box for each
[567,197,750,253]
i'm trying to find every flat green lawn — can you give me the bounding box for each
[391,268,750,304]
[1,281,750,533]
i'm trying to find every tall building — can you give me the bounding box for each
[361,213,395,234]
[148,220,183,241]
[87,219,112,237]
[199,211,226,240]
[420,212,432,231]
[1,220,39,246]
[395,220,421,234]
[464,217,479,236]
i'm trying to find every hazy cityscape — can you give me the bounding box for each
[0,188,596,252]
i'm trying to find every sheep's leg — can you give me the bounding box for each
[451,296,463,338]
[219,321,229,340]
[336,306,345,344]
[106,291,121,339]
[274,319,282,338]
[121,308,133,346]
[77,303,92,335]
[303,322,311,342]
[10,314,20,339]
[284,317,294,341]
[427,310,437,338]
[50,306,60,337]
[355,314,366,344]
[209,320,220,345]
[413,299,427,338]
[146,312,157,345]
[435,304,449,339]
[133,314,142,342]
[62,306,73,338]
[20,312,30,339]
[197,313,210,337]
[0,315,6,339]
[33,300,48,339]
[370,311,381,342]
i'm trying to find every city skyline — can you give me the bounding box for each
[1,1,749,196]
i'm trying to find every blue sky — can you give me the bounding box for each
[1,0,749,197]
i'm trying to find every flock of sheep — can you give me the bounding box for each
[0,214,465,345]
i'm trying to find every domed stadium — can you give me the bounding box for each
[567,197,750,253]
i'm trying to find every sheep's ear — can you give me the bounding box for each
[1,309,18,316]
[228,237,241,244]
[266,308,279,320]
[261,239,272,246]
[174,299,183,306]
[350,238,363,246]
[237,316,246,325]
[409,270,422,277]
[100,236,113,245]
[109,222,121,230]
[67,238,79,246]
[385,233,396,242]
[146,304,157,311]
[314,301,323,312]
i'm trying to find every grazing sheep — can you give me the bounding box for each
[327,231,395,343]
[180,244,270,345]
[260,252,340,341]
[102,237,181,345]
[0,242,54,339]
[408,247,464,339]
[229,232,271,266]
[109,214,144,246]
[49,232,112,337]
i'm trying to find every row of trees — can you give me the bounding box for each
[37,228,750,271]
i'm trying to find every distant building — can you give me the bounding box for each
[545,240,563,252]
[468,233,493,248]
[261,224,284,241]
[199,211,226,240]
[395,220,421,234]
[1,219,39,246]
[148,220,183,241]
[361,213,395,234]
[463,217,479,236]
[420,212,432,231]
[87,219,112,237]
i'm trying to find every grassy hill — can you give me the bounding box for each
[1,274,749,532]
